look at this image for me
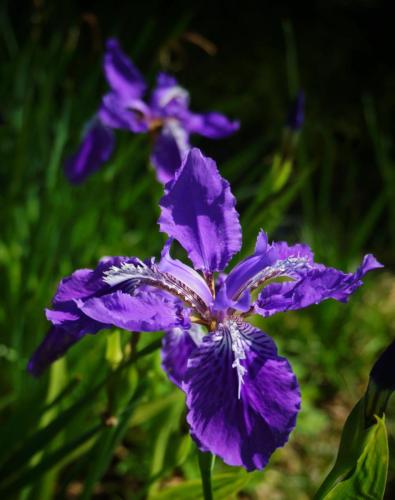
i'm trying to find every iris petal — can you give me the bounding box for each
[161,325,205,388]
[183,320,300,471]
[79,290,189,332]
[103,251,210,317]
[29,256,150,375]
[158,239,213,308]
[28,305,108,376]
[216,230,313,311]
[64,120,115,184]
[150,73,190,116]
[53,256,138,304]
[159,148,242,272]
[99,92,150,133]
[256,253,383,316]
[182,111,240,138]
[103,38,146,100]
[150,121,190,184]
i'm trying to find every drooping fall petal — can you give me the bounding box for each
[64,120,115,184]
[183,321,300,470]
[256,254,383,317]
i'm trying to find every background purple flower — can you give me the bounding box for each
[64,119,115,184]
[65,38,239,184]
[286,90,305,131]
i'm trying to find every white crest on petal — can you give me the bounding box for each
[229,321,248,399]
[103,261,150,287]
[171,323,206,347]
[242,256,311,296]
[103,262,209,317]
[188,324,206,346]
[165,119,190,156]
[216,321,250,399]
[159,86,189,108]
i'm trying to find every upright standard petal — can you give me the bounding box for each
[150,73,190,116]
[182,111,240,139]
[103,38,146,100]
[150,121,190,184]
[79,290,190,332]
[183,321,300,470]
[159,148,242,272]
[256,254,383,317]
[161,325,205,388]
[64,120,115,184]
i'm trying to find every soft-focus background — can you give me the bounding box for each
[1,1,395,498]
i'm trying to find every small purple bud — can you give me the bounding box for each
[286,90,304,131]
[370,340,395,391]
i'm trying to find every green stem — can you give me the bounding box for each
[198,450,215,500]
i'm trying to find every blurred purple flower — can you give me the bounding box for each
[30,148,381,470]
[66,39,239,184]
[286,90,305,131]
[64,119,115,184]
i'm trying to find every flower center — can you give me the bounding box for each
[148,117,164,132]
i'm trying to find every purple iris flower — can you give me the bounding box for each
[29,148,382,470]
[66,38,239,185]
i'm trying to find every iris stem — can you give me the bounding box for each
[130,331,141,359]
[198,450,215,500]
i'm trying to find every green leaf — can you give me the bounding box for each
[150,472,251,500]
[130,392,181,427]
[316,398,366,497]
[271,154,293,193]
[323,416,388,499]
[148,394,185,496]
[315,408,388,500]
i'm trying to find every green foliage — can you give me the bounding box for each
[150,471,252,500]
[317,415,388,499]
